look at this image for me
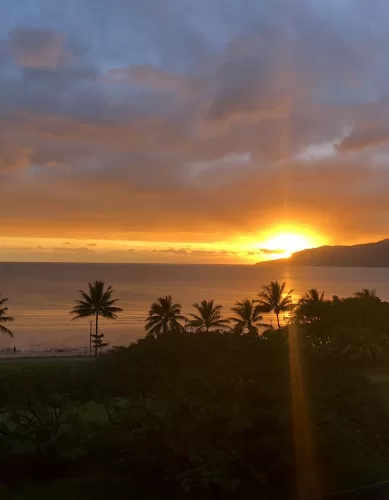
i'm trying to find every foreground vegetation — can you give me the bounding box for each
[1,336,389,498]
[2,282,389,497]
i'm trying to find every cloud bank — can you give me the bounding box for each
[1,0,389,255]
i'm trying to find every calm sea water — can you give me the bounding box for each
[1,262,389,354]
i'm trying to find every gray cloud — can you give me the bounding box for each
[105,64,193,97]
[51,247,94,253]
[9,27,69,68]
[155,248,239,257]
[158,248,190,255]
[250,249,286,255]
[337,125,389,153]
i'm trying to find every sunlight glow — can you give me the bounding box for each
[262,233,312,257]
[288,323,320,497]
[258,227,326,258]
[0,228,327,264]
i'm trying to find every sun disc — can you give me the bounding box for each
[259,228,325,258]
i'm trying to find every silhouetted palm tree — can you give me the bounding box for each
[70,280,122,356]
[257,281,294,329]
[145,295,186,338]
[302,288,325,302]
[294,288,326,325]
[354,288,377,299]
[189,299,229,332]
[230,299,267,335]
[0,296,14,337]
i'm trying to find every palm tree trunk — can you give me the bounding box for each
[89,321,92,357]
[95,313,99,357]
[276,312,280,329]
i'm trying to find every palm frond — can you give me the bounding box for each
[70,281,122,324]
[145,295,184,335]
[0,315,14,323]
[257,281,294,325]
[0,324,13,338]
[190,299,228,331]
[0,295,14,337]
[0,297,8,307]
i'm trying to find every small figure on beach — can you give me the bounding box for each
[13,346,16,354]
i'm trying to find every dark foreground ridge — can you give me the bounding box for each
[256,239,389,267]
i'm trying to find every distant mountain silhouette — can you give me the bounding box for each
[256,239,389,267]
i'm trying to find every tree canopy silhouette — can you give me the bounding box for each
[145,295,185,338]
[294,288,328,326]
[70,280,122,356]
[354,288,378,299]
[189,299,229,332]
[229,298,267,335]
[0,296,14,337]
[257,280,294,328]
[302,288,325,302]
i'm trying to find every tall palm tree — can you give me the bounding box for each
[230,299,267,335]
[354,288,377,299]
[302,288,325,302]
[257,280,294,329]
[145,295,186,338]
[189,299,229,332]
[70,281,122,356]
[0,296,14,337]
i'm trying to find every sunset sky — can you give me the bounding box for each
[1,1,388,264]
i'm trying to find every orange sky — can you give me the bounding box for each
[1,2,389,263]
[0,228,363,264]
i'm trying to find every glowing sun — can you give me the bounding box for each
[260,229,324,258]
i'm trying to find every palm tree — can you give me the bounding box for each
[354,288,377,299]
[302,288,325,302]
[189,299,229,332]
[257,280,294,329]
[294,288,326,325]
[230,299,267,335]
[70,281,122,356]
[145,295,186,338]
[0,296,14,337]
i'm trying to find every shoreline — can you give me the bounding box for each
[0,354,93,363]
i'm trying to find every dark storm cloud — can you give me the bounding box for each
[1,0,389,243]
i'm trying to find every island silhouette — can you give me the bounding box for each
[256,239,389,267]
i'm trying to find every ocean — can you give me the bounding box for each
[1,262,389,355]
